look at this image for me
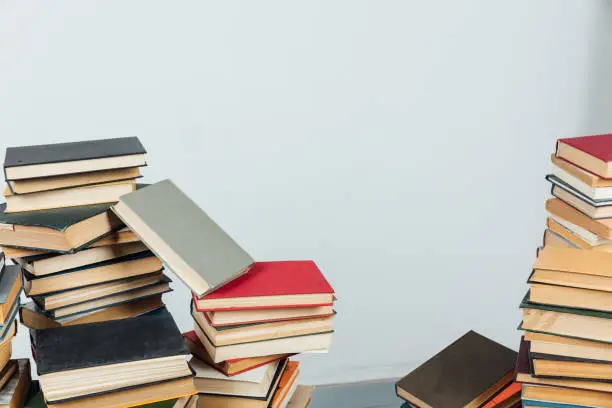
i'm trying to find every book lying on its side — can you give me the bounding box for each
[525,331,612,363]
[546,198,612,239]
[556,134,612,179]
[551,154,612,200]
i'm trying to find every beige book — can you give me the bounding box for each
[546,198,612,239]
[529,283,612,312]
[522,307,612,343]
[552,155,612,188]
[523,385,612,408]
[531,268,612,292]
[547,218,612,251]
[286,386,315,408]
[525,332,612,362]
[533,246,612,277]
[543,230,576,249]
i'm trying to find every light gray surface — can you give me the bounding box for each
[116,180,254,294]
[1,0,611,385]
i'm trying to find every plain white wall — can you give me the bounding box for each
[1,0,611,385]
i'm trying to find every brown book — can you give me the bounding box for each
[45,376,197,408]
[547,198,612,239]
[551,155,612,188]
[395,331,516,408]
[0,360,31,408]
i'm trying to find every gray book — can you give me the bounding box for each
[112,180,254,297]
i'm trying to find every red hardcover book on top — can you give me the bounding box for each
[557,134,612,178]
[192,260,335,311]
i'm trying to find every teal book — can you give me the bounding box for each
[523,399,598,408]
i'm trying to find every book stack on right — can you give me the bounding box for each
[113,180,336,408]
[518,133,612,407]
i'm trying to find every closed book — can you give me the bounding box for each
[112,180,254,297]
[530,349,612,382]
[194,261,335,311]
[528,282,612,313]
[522,384,612,408]
[0,266,22,321]
[548,216,612,249]
[0,203,124,253]
[285,386,314,408]
[395,330,517,408]
[549,175,612,219]
[557,134,612,179]
[4,137,146,180]
[551,154,612,197]
[525,331,612,363]
[0,360,31,408]
[546,198,612,239]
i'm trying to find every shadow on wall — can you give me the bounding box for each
[585,2,612,131]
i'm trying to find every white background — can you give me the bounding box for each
[1,0,612,384]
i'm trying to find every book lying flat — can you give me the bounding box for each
[23,251,162,296]
[183,330,292,377]
[0,203,124,253]
[4,137,146,181]
[549,216,612,248]
[547,198,612,239]
[530,349,612,382]
[194,261,335,311]
[515,338,612,393]
[520,293,612,343]
[534,246,612,277]
[529,282,612,312]
[525,331,612,362]
[556,134,612,179]
[548,175,612,219]
[112,180,254,297]
[205,304,335,327]
[523,384,612,408]
[552,154,612,192]
[7,167,141,195]
[35,307,190,402]
[395,330,517,408]
[19,295,164,330]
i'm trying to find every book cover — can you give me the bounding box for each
[520,292,612,320]
[112,180,254,297]
[0,203,113,232]
[558,134,612,164]
[34,307,188,375]
[0,266,21,305]
[4,137,146,169]
[395,331,517,408]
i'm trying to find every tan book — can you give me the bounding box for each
[525,332,612,362]
[3,181,135,213]
[0,360,31,408]
[206,305,335,327]
[286,386,314,408]
[533,246,612,277]
[46,376,197,408]
[543,230,576,249]
[531,268,612,292]
[24,253,162,296]
[546,198,612,239]
[529,283,612,312]
[7,167,140,195]
[523,384,612,408]
[548,216,612,248]
[552,185,612,219]
[552,155,612,188]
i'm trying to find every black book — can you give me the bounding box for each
[4,137,147,181]
[395,331,517,408]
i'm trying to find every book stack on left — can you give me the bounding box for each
[112,180,336,408]
[0,138,197,407]
[518,133,612,407]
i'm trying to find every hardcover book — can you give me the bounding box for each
[557,134,612,179]
[395,330,517,408]
[546,198,612,239]
[112,179,254,297]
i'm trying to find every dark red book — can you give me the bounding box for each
[193,261,335,311]
[557,134,612,178]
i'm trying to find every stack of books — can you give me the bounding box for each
[112,180,335,408]
[0,138,197,407]
[518,133,612,407]
[0,255,31,408]
[0,138,172,328]
[395,331,520,408]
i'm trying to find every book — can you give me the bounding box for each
[0,253,4,274]
[480,382,520,408]
[33,272,166,310]
[195,359,287,408]
[112,180,254,297]
[34,307,191,402]
[530,350,612,382]
[286,386,314,408]
[205,304,335,327]
[3,180,136,213]
[548,217,612,249]
[190,357,281,398]
[44,377,197,408]
[552,155,612,199]
[0,266,22,321]
[515,338,612,392]
[556,134,612,179]
[523,384,612,408]
[395,330,517,408]
[183,330,292,377]
[546,198,612,239]
[16,241,151,277]
[270,361,299,408]
[526,332,612,362]
[531,262,612,292]
[0,360,30,408]
[0,203,124,253]
[520,295,612,343]
[0,362,17,393]
[192,302,334,346]
[549,176,612,219]
[23,251,162,296]
[7,167,141,195]
[543,229,578,249]
[193,321,332,363]
[19,295,164,330]
[3,137,146,181]
[1,228,139,259]
[534,246,612,277]
[194,261,335,311]
[529,283,612,312]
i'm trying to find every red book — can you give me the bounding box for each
[193,261,335,311]
[557,134,612,178]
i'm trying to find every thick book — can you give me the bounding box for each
[548,175,612,219]
[112,179,254,297]
[546,198,612,239]
[194,261,335,311]
[557,134,612,179]
[515,337,612,393]
[523,383,612,408]
[395,330,517,408]
[547,216,612,248]
[530,349,612,382]
[0,360,30,408]
[526,331,612,363]
[0,203,124,253]
[0,265,22,321]
[551,154,612,200]
[4,137,146,181]
[528,282,612,313]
